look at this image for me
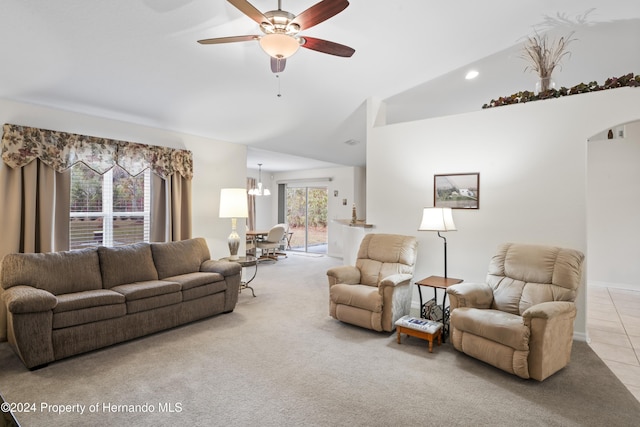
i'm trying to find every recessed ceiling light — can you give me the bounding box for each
[465,70,479,80]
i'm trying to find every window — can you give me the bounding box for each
[69,163,151,249]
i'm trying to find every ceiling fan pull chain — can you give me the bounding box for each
[276,74,282,98]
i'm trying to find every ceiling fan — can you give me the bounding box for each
[197,0,355,73]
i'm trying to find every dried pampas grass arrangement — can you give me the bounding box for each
[521,31,576,92]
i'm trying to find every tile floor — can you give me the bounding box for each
[587,284,640,401]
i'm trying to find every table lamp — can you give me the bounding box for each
[219,188,249,260]
[418,207,456,278]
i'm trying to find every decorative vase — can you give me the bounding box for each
[535,75,555,94]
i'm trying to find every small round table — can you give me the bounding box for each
[220,256,258,297]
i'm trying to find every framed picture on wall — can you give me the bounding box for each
[434,173,479,209]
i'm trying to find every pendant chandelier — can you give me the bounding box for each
[248,163,271,196]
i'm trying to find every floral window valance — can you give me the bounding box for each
[1,123,193,179]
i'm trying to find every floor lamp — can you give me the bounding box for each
[418,207,456,278]
[219,188,249,261]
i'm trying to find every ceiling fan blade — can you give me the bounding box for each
[197,35,258,45]
[227,0,270,26]
[289,0,349,31]
[300,37,355,57]
[271,57,286,73]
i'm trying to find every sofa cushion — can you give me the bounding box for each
[54,289,125,313]
[330,284,383,312]
[52,289,127,330]
[110,280,181,301]
[125,293,182,314]
[150,238,211,279]
[98,243,159,289]
[164,272,225,291]
[53,304,127,329]
[0,248,102,295]
[182,283,227,302]
[111,280,182,314]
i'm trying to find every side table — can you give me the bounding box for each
[220,256,258,297]
[415,275,463,342]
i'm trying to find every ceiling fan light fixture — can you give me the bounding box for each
[259,33,300,59]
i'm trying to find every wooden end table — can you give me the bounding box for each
[415,275,463,342]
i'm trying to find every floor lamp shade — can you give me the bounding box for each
[418,207,456,278]
[219,188,249,260]
[418,207,456,232]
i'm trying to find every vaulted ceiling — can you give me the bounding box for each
[1,1,639,171]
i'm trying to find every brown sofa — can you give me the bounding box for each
[0,238,241,369]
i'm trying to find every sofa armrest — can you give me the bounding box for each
[200,259,242,276]
[3,286,57,314]
[327,266,361,287]
[2,286,56,368]
[379,273,413,289]
[446,283,493,310]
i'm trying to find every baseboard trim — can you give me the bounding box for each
[588,281,639,291]
[573,331,588,342]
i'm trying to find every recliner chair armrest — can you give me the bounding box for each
[327,266,361,286]
[446,283,493,309]
[522,301,577,381]
[522,301,576,320]
[379,274,413,289]
[3,285,57,313]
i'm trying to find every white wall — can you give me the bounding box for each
[367,88,640,340]
[0,98,247,258]
[588,121,640,287]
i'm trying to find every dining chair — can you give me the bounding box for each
[256,224,287,261]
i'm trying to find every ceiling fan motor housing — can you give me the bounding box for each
[261,10,299,35]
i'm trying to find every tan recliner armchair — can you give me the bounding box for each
[446,243,585,381]
[327,234,417,332]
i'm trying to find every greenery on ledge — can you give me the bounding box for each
[482,73,640,109]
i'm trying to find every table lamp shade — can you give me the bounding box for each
[219,188,248,260]
[418,207,456,232]
[219,188,249,218]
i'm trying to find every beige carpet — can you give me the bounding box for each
[1,253,639,426]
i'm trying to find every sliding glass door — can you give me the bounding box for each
[285,186,328,253]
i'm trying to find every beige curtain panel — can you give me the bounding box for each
[246,177,256,231]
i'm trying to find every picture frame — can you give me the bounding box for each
[434,173,479,209]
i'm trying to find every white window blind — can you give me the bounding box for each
[70,164,150,249]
